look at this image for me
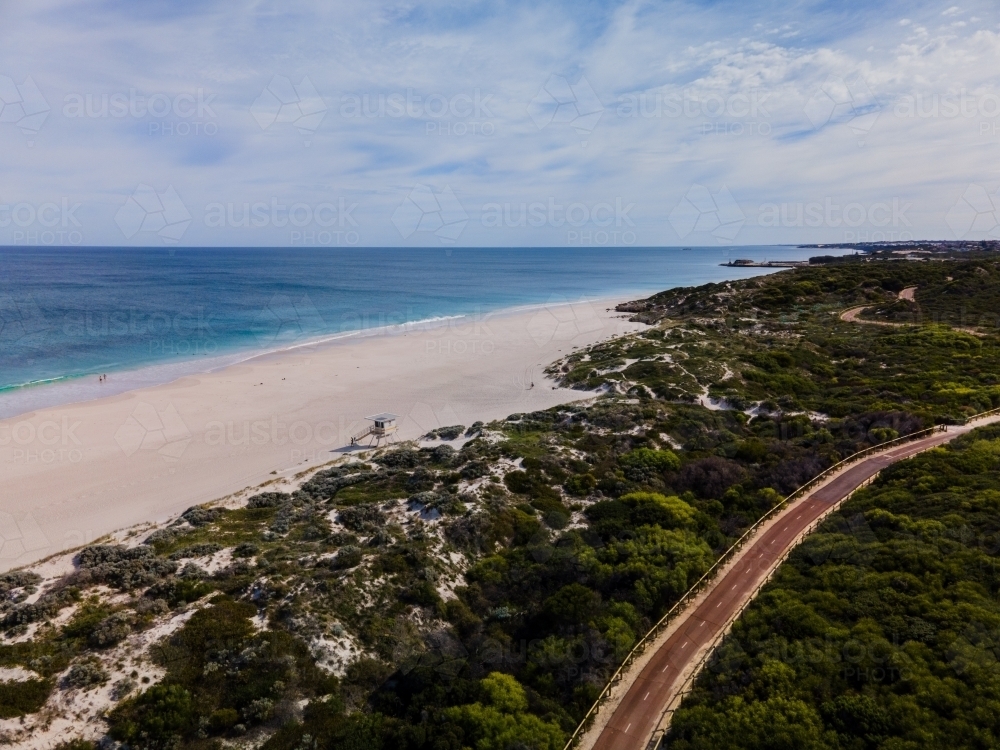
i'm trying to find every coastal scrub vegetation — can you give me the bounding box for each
[3,255,1000,749]
[555,256,1000,422]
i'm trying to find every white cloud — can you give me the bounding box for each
[1,0,999,245]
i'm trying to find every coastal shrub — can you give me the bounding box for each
[134,597,170,617]
[62,658,109,690]
[734,438,768,464]
[329,532,359,547]
[168,543,222,560]
[180,506,224,526]
[143,528,180,546]
[208,707,239,731]
[529,494,569,519]
[77,544,143,567]
[301,512,335,540]
[52,741,97,750]
[269,503,296,534]
[756,456,826,495]
[868,426,899,443]
[110,684,198,748]
[503,470,561,502]
[405,467,437,493]
[430,444,457,463]
[88,611,133,648]
[425,424,465,440]
[332,546,363,569]
[178,563,208,579]
[0,678,52,718]
[337,504,386,532]
[145,577,214,607]
[246,492,289,508]
[76,545,177,590]
[400,581,442,608]
[379,449,420,468]
[564,473,597,496]
[675,457,746,499]
[408,491,465,516]
[111,599,321,746]
[444,672,565,750]
[0,592,93,631]
[444,512,494,553]
[460,460,489,479]
[543,510,569,529]
[585,492,695,537]
[233,542,259,558]
[620,447,681,473]
[299,467,378,501]
[111,677,137,701]
[0,571,41,599]
[61,602,112,641]
[242,697,275,723]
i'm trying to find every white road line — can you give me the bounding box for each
[644,692,650,701]
[716,602,722,607]
[681,642,687,649]
[625,723,632,733]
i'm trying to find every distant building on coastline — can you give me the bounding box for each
[721,259,808,268]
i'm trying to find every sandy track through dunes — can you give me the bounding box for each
[838,286,917,325]
[838,287,987,336]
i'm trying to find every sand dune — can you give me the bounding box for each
[0,299,643,573]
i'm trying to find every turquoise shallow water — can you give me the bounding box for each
[0,245,841,418]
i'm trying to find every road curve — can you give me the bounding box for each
[588,425,968,750]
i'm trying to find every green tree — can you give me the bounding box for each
[445,673,565,750]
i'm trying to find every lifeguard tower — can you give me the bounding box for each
[351,413,399,446]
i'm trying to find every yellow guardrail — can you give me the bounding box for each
[962,405,1000,424]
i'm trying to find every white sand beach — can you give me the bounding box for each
[0,298,643,573]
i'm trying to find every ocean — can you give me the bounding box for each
[0,245,840,418]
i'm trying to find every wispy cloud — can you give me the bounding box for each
[1,0,999,246]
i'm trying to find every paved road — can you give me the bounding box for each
[591,427,960,750]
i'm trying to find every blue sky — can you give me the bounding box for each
[1,0,999,247]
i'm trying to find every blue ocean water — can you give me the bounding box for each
[0,246,841,417]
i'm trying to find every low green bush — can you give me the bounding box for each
[0,678,52,717]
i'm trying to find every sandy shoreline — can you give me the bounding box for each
[0,293,664,421]
[0,297,644,572]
